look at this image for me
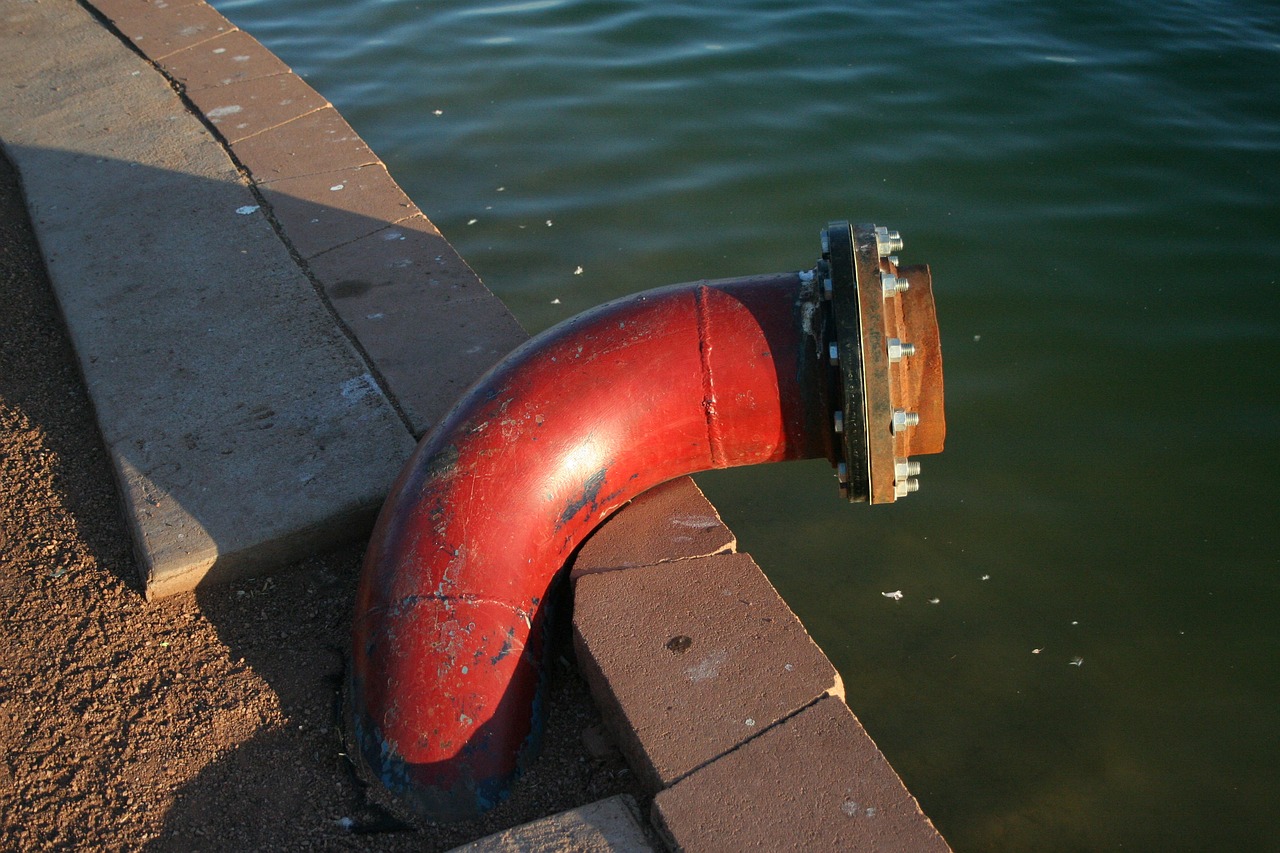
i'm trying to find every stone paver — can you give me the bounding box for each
[652,696,951,852]
[229,107,377,183]
[185,71,328,144]
[95,0,234,61]
[445,795,658,853]
[258,163,418,258]
[0,0,414,596]
[571,477,735,579]
[158,29,291,93]
[573,553,843,792]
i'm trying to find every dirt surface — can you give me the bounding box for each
[0,149,646,851]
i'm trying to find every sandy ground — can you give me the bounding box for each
[0,149,645,851]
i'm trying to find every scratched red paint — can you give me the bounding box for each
[349,272,832,819]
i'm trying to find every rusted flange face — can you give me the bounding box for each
[822,221,945,503]
[885,261,945,458]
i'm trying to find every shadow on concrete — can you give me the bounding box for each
[3,143,642,847]
[1,144,511,596]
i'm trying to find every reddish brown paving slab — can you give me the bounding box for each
[158,29,291,93]
[259,164,419,259]
[93,0,234,61]
[570,476,736,580]
[231,107,378,184]
[573,552,842,793]
[652,696,951,852]
[185,72,328,145]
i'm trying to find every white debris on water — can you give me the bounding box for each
[1070,656,1084,667]
[882,590,903,601]
[928,597,940,604]
[981,574,991,581]
[574,266,584,275]
[551,298,561,304]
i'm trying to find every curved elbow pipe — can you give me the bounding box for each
[349,222,944,821]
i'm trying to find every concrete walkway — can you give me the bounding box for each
[0,0,524,597]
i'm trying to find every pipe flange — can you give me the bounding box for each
[821,221,943,503]
[821,221,870,502]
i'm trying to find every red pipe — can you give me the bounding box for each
[348,222,943,821]
[349,271,831,819]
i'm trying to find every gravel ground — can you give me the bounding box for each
[0,149,645,851]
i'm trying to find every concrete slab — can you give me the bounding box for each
[445,795,659,853]
[570,477,736,580]
[307,215,527,435]
[651,696,951,852]
[0,0,415,596]
[572,553,843,793]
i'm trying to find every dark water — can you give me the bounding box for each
[212,0,1280,848]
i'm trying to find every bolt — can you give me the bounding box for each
[874,226,904,257]
[891,409,919,433]
[820,229,830,255]
[881,272,910,297]
[836,462,849,483]
[894,458,921,480]
[829,341,839,366]
[823,276,833,300]
[895,478,920,498]
[834,411,844,433]
[888,255,900,266]
[887,339,916,362]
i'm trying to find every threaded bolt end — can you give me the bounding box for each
[892,409,920,433]
[887,338,916,362]
[894,458,921,479]
[881,272,910,297]
[874,226,904,257]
